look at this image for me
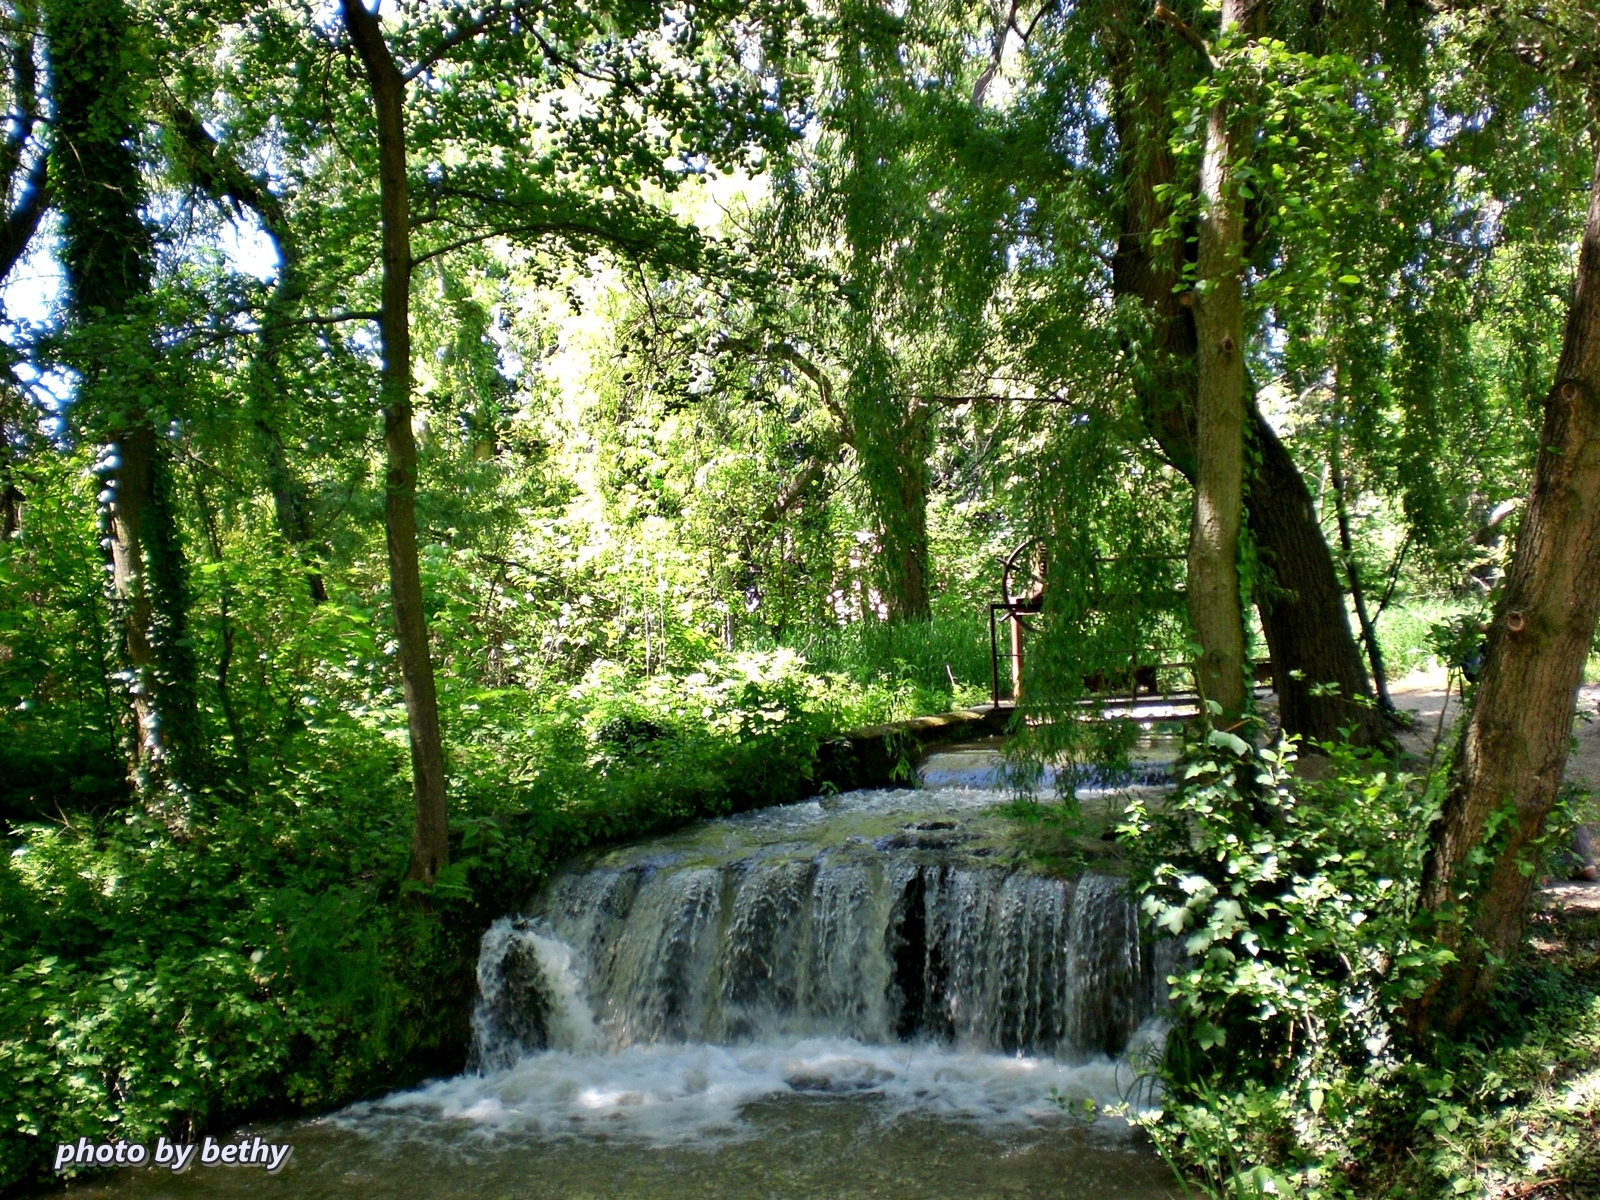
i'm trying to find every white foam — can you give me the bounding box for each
[332,1034,1159,1147]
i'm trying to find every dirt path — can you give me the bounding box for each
[1388,669,1600,785]
[1386,669,1600,903]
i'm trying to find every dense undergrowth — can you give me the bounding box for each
[0,647,922,1195]
[1123,724,1600,1199]
[0,479,1002,1194]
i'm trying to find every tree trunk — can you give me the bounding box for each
[1408,145,1600,1039]
[45,0,201,801]
[1184,0,1261,723]
[1330,459,1393,712]
[1108,9,1385,745]
[852,378,932,623]
[0,435,22,539]
[256,415,327,604]
[1252,416,1389,743]
[343,0,450,884]
[885,411,932,622]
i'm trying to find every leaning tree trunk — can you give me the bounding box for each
[1330,457,1394,711]
[46,0,201,801]
[343,0,450,884]
[1252,416,1389,743]
[1183,0,1262,724]
[1407,145,1600,1039]
[1108,7,1385,745]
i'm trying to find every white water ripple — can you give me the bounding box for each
[332,1031,1161,1147]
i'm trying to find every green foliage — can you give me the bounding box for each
[1122,730,1600,1198]
[759,609,992,714]
[1371,599,1478,680]
[0,641,878,1191]
[2,0,1598,1195]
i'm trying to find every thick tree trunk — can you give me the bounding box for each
[343,0,450,884]
[1108,10,1384,744]
[104,423,162,772]
[1408,146,1600,1039]
[1183,0,1261,723]
[46,0,200,800]
[102,424,201,792]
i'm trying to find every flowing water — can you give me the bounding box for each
[65,743,1182,1200]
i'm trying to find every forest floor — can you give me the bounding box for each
[1389,668,1600,906]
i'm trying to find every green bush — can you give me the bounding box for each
[1120,723,1600,1199]
[756,611,993,715]
[0,648,865,1193]
[1371,597,1479,679]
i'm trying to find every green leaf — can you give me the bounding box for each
[1207,728,1251,756]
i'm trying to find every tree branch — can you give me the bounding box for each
[1373,530,1412,620]
[757,453,837,527]
[716,335,851,433]
[161,94,289,234]
[1154,2,1218,71]
[401,5,505,82]
[913,391,1076,405]
[290,310,382,327]
[411,218,664,267]
[0,151,48,284]
[971,0,1058,106]
[972,0,1022,108]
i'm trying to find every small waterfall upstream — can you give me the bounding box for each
[68,762,1185,1200]
[106,750,1184,1200]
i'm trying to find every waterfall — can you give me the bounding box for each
[472,779,1168,1071]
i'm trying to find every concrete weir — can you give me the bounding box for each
[813,704,1014,793]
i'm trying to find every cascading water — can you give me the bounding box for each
[444,745,1176,1141]
[66,746,1184,1200]
[475,859,1154,1066]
